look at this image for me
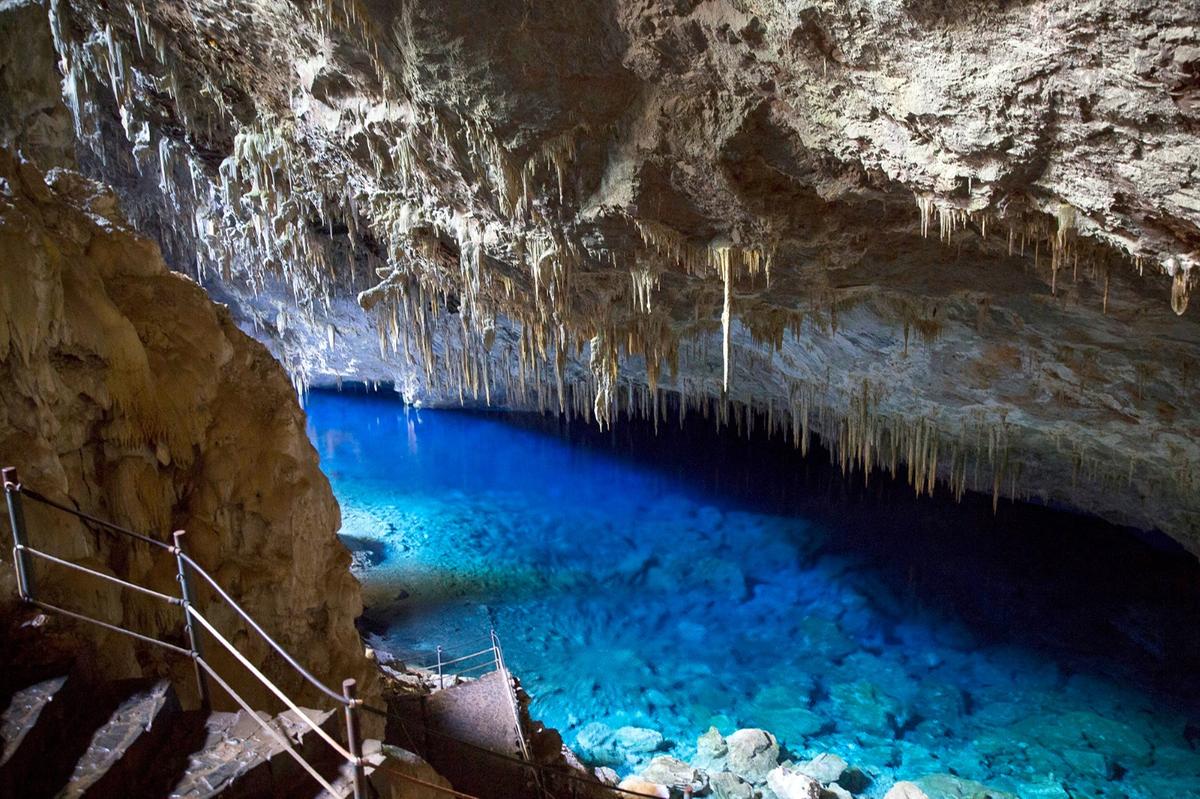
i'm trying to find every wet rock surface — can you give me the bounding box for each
[0,153,373,710]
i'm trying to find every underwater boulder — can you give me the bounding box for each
[765,766,822,799]
[640,756,706,793]
[748,685,826,740]
[828,681,904,735]
[339,533,389,571]
[617,777,670,798]
[693,726,729,771]
[1013,710,1152,767]
[709,771,755,799]
[883,783,930,799]
[575,722,666,768]
[914,773,1018,799]
[793,752,847,784]
[893,740,942,779]
[1001,779,1070,799]
[724,728,781,784]
[795,617,858,661]
[614,726,668,754]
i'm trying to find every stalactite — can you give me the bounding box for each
[915,194,935,239]
[715,242,734,393]
[1166,257,1192,316]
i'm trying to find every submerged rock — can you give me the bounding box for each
[640,756,705,793]
[766,766,823,799]
[883,783,930,799]
[340,533,389,571]
[617,776,669,798]
[828,681,905,735]
[708,771,755,799]
[694,726,730,771]
[724,728,782,785]
[914,773,1019,799]
[793,753,848,784]
[575,722,666,768]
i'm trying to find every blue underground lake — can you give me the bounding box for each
[306,387,1200,799]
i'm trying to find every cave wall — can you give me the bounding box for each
[11,0,1200,550]
[0,148,374,710]
[0,0,74,170]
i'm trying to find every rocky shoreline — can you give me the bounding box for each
[373,647,1060,799]
[579,723,1024,799]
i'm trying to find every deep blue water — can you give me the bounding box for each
[306,387,1200,799]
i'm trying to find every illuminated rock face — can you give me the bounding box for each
[0,151,373,711]
[16,1,1200,547]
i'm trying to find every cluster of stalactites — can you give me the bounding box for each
[914,193,1193,316]
[49,0,769,432]
[634,218,777,394]
[49,0,374,330]
[454,117,583,226]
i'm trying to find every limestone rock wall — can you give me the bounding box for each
[0,0,73,169]
[0,149,373,711]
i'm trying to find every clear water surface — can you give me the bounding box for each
[306,388,1200,799]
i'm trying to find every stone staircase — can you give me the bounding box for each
[0,474,467,799]
[390,671,533,799]
[0,666,359,798]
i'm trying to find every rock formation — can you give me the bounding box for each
[0,0,74,169]
[6,1,1199,549]
[0,149,372,711]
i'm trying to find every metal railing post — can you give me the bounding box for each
[343,678,366,799]
[436,645,444,690]
[173,530,211,709]
[3,467,34,601]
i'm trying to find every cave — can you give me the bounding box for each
[0,1,1198,798]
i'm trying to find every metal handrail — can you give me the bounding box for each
[18,485,174,551]
[186,604,355,762]
[450,660,496,677]
[194,657,339,795]
[410,630,549,798]
[26,597,193,657]
[177,550,351,707]
[357,700,669,799]
[4,470,666,799]
[7,474,350,707]
[492,630,532,762]
[2,467,367,799]
[417,646,496,671]
[17,544,183,605]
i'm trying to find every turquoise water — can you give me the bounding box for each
[306,388,1200,798]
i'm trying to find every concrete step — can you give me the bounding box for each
[167,706,342,798]
[0,673,69,773]
[0,671,184,796]
[57,678,181,799]
[319,739,458,799]
[400,670,535,799]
